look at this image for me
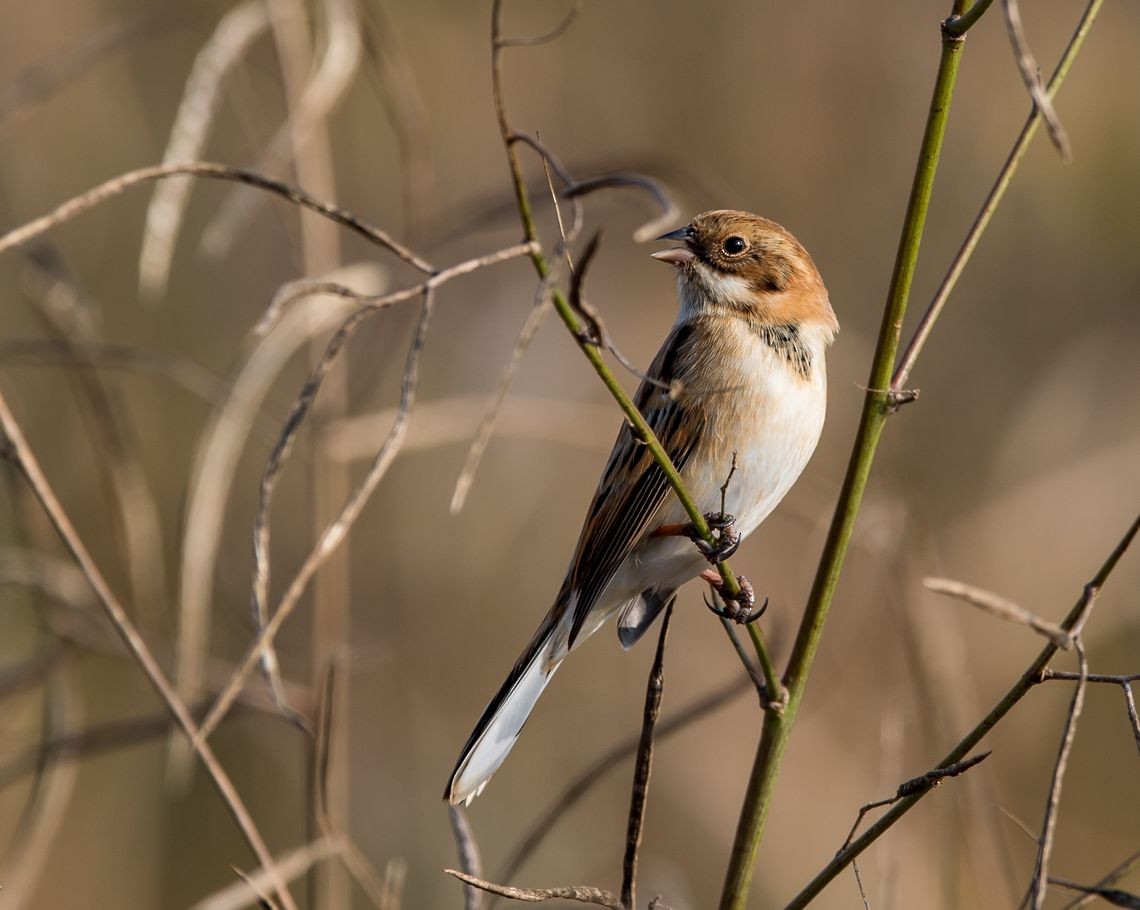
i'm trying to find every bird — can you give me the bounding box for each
[445,210,838,805]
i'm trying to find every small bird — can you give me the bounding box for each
[445,210,838,805]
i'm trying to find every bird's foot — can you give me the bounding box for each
[700,570,767,623]
[685,512,740,563]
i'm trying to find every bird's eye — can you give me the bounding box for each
[723,236,748,255]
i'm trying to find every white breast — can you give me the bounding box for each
[683,323,828,539]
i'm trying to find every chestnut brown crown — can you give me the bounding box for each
[654,210,837,336]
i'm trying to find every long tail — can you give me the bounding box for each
[445,610,570,805]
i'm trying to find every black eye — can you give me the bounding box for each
[723,236,747,255]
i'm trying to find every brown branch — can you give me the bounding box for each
[495,0,582,48]
[924,577,1074,648]
[784,514,1139,908]
[1029,638,1089,910]
[838,752,992,853]
[622,603,674,909]
[495,676,749,891]
[199,287,437,742]
[445,871,621,909]
[0,162,433,274]
[1057,847,1140,910]
[1001,0,1070,160]
[0,388,297,910]
[449,806,485,910]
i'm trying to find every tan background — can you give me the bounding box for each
[0,0,1138,907]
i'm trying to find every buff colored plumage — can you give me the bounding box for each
[446,211,837,805]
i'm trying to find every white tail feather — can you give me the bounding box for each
[446,623,566,805]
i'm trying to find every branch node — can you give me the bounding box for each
[886,387,920,413]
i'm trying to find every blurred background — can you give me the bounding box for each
[0,0,1137,907]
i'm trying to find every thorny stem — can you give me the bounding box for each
[490,0,779,691]
[719,11,973,909]
[783,515,1138,909]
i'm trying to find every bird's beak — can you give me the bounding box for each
[651,225,696,266]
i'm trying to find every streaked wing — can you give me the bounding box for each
[564,322,706,645]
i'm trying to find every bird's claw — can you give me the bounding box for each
[684,512,739,564]
[701,572,767,624]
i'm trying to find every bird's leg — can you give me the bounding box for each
[652,512,741,563]
[700,570,767,624]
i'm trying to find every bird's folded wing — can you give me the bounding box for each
[564,323,705,646]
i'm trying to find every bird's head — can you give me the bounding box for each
[653,210,837,340]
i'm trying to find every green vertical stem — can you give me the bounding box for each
[717,23,969,910]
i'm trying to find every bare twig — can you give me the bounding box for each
[1038,673,1140,755]
[138,0,270,299]
[1058,848,1140,910]
[448,175,579,515]
[200,0,362,260]
[838,752,992,852]
[1029,639,1088,910]
[924,577,1074,648]
[445,871,622,909]
[1001,0,1070,160]
[198,243,533,738]
[0,161,433,274]
[190,836,343,910]
[1050,878,1140,909]
[496,677,749,889]
[173,265,382,780]
[199,287,438,741]
[893,0,1102,391]
[449,807,485,910]
[495,0,582,48]
[1124,684,1140,758]
[784,515,1138,909]
[23,247,170,636]
[622,602,674,909]
[0,387,296,909]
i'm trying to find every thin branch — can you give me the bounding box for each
[0,387,297,910]
[0,162,433,274]
[495,0,582,48]
[198,243,533,737]
[449,807,485,910]
[622,602,674,910]
[173,269,380,780]
[189,836,343,910]
[924,577,1073,649]
[138,0,271,300]
[1058,848,1140,910]
[893,0,1102,390]
[1029,639,1088,909]
[199,287,437,741]
[200,0,363,261]
[448,172,579,515]
[489,0,749,628]
[837,752,991,853]
[783,514,1139,909]
[1001,0,1070,160]
[496,677,750,889]
[1050,878,1140,909]
[445,871,622,909]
